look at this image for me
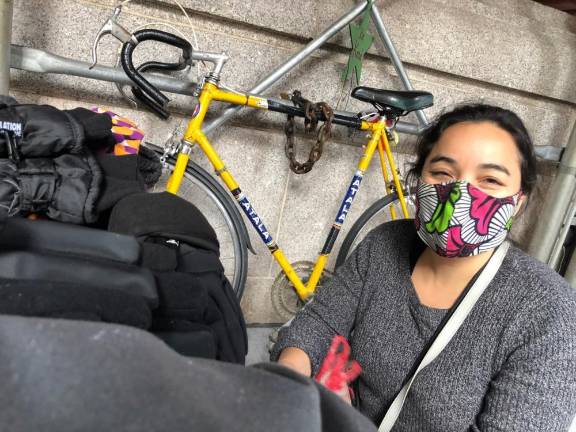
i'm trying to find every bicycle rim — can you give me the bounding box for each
[149,147,248,298]
[335,192,416,268]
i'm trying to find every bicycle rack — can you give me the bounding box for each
[6,1,427,135]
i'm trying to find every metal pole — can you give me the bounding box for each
[10,45,198,96]
[10,45,424,136]
[202,1,369,134]
[548,187,576,270]
[0,0,13,94]
[563,232,576,288]
[528,119,576,264]
[370,3,428,127]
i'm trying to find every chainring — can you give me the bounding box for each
[271,260,334,322]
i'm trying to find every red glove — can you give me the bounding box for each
[315,335,362,402]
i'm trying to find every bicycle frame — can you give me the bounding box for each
[167,80,410,300]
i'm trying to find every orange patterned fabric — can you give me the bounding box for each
[91,107,144,156]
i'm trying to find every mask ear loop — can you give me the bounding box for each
[407,177,420,206]
[513,190,527,218]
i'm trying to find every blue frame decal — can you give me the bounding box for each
[236,192,275,246]
[335,171,364,227]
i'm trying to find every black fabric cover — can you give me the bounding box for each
[154,326,217,359]
[0,278,151,329]
[108,192,246,363]
[0,250,158,306]
[0,159,19,216]
[0,95,164,223]
[0,316,377,432]
[17,154,102,223]
[0,96,113,155]
[95,154,146,215]
[0,96,110,223]
[0,218,158,326]
[149,246,247,363]
[0,98,89,156]
[108,191,219,253]
[0,217,141,265]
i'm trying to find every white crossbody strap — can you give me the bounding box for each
[379,241,510,432]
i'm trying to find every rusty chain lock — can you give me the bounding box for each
[283,90,334,174]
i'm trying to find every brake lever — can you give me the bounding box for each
[89,6,138,69]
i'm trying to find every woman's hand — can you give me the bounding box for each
[278,346,355,404]
[315,336,362,405]
[277,347,312,377]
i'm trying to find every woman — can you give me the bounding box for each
[271,104,576,431]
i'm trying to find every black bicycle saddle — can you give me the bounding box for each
[352,87,433,116]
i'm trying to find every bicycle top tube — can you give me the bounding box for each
[191,50,421,133]
[266,97,365,130]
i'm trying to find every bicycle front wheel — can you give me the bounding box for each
[146,144,249,299]
[335,192,416,269]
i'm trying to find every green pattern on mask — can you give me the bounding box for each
[425,183,462,234]
[505,217,513,231]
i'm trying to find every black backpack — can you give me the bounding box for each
[108,191,247,364]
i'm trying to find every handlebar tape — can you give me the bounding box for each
[120,29,193,109]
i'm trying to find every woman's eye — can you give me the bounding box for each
[481,177,504,186]
[430,171,452,179]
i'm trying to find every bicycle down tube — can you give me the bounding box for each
[167,82,405,300]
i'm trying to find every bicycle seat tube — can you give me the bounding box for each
[305,118,385,292]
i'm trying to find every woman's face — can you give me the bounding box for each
[421,121,523,199]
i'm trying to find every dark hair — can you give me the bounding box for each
[408,104,537,196]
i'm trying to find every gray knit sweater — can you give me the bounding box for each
[271,220,576,431]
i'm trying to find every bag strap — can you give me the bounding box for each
[378,241,510,432]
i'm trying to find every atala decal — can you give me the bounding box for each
[0,121,22,137]
[238,195,273,245]
[335,172,363,225]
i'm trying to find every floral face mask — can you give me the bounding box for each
[414,180,522,258]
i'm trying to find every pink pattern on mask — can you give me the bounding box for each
[468,184,515,236]
[439,225,481,258]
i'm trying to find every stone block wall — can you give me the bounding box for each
[8,0,576,323]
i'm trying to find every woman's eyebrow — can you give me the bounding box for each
[479,163,510,176]
[429,155,456,165]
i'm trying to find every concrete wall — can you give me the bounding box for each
[8,0,576,323]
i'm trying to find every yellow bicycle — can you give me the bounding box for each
[92,7,433,318]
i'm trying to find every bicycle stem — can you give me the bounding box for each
[191,51,229,79]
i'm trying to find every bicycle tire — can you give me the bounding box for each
[335,192,415,269]
[146,143,249,299]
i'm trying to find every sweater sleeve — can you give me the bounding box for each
[470,287,576,432]
[270,231,374,375]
